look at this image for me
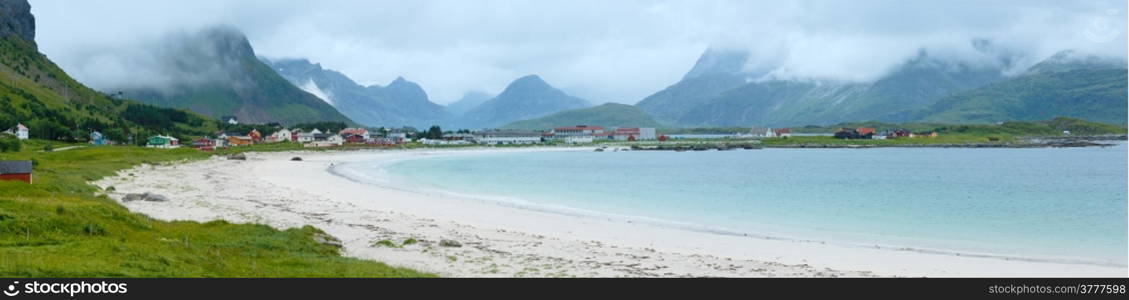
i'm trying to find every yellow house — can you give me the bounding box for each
[227,136,254,146]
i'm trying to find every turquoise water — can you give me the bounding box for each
[356,143,1128,266]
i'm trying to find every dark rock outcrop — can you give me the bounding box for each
[439,239,462,247]
[122,192,169,202]
[312,232,343,248]
[0,0,36,47]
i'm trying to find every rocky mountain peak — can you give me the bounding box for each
[0,0,36,47]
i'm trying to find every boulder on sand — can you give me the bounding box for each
[312,232,343,248]
[440,239,462,247]
[122,192,169,202]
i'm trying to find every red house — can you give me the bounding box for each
[193,138,216,151]
[857,127,876,137]
[248,129,263,143]
[344,134,366,144]
[0,160,33,184]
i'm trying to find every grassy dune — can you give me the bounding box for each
[0,140,432,277]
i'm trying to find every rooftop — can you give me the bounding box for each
[0,160,32,174]
[555,125,604,131]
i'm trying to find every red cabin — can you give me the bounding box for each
[0,160,33,184]
[344,134,366,144]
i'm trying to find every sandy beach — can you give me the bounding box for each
[93,148,1128,277]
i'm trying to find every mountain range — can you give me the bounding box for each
[446,91,493,116]
[457,75,591,129]
[116,27,353,126]
[263,58,450,128]
[9,1,1125,132]
[502,103,660,130]
[626,46,1126,128]
[263,57,595,129]
[637,45,1013,127]
[903,52,1127,124]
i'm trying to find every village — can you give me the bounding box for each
[149,125,664,150]
[4,118,946,154]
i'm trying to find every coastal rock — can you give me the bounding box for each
[312,232,343,248]
[122,193,144,202]
[144,193,169,202]
[227,153,247,160]
[439,239,462,247]
[122,192,169,202]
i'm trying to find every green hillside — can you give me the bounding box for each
[0,31,215,144]
[502,103,662,130]
[122,27,354,126]
[0,141,430,277]
[908,68,1127,124]
[0,1,428,277]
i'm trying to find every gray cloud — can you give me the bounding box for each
[31,0,1127,104]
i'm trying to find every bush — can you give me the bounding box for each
[0,136,19,152]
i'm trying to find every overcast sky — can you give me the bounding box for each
[30,0,1127,105]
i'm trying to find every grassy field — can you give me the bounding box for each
[759,134,1015,146]
[788,117,1126,136]
[0,140,432,277]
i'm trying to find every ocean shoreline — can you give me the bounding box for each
[334,149,1125,268]
[94,148,1128,277]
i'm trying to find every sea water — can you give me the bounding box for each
[352,143,1128,266]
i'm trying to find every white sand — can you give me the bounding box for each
[93,148,1128,277]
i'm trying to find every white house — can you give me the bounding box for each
[638,128,657,140]
[16,123,27,140]
[267,128,292,143]
[476,130,543,145]
[304,134,344,148]
[564,135,594,144]
[552,125,604,136]
[5,123,29,140]
[420,138,471,145]
[372,132,408,145]
[746,126,775,138]
[327,134,344,145]
[609,127,657,141]
[297,128,321,143]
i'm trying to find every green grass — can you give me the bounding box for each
[759,134,1016,146]
[789,117,1125,136]
[0,141,432,277]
